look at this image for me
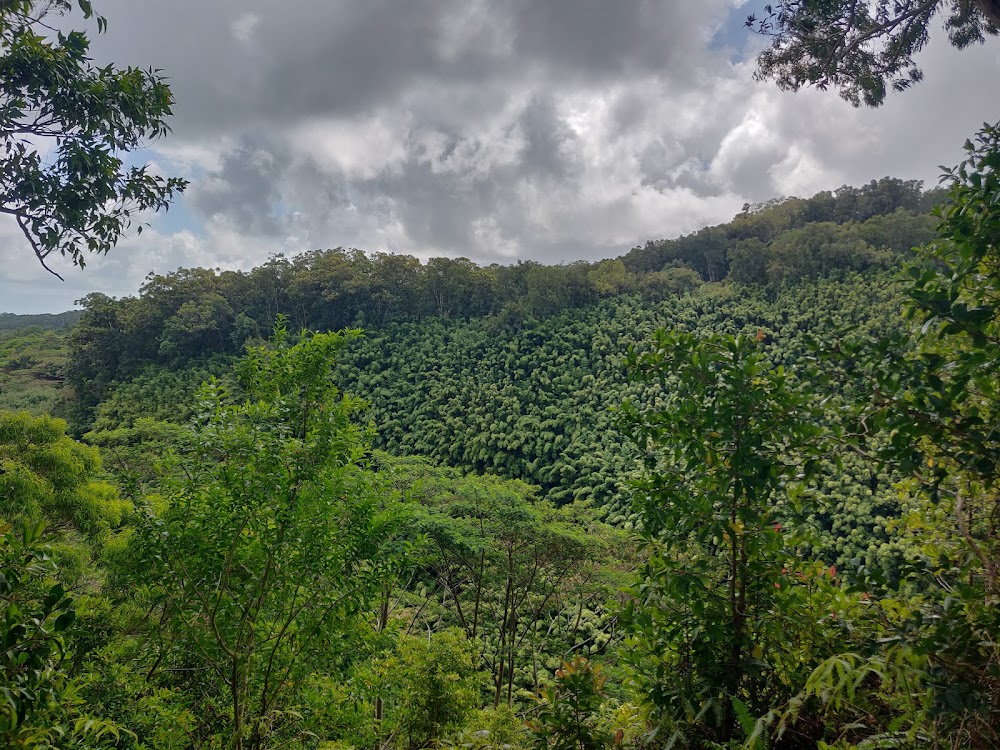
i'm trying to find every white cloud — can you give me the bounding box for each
[231,12,261,45]
[2,1,998,312]
[291,113,412,180]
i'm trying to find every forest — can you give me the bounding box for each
[1,147,999,749]
[3,0,1000,748]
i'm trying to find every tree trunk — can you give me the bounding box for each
[374,587,390,750]
[506,606,516,705]
[494,567,514,707]
[471,549,485,642]
[231,657,244,750]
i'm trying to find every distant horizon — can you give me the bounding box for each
[1,310,81,319]
[0,173,948,315]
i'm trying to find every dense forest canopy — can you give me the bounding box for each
[61,177,937,407]
[4,157,999,747]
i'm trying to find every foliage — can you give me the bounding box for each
[128,326,409,749]
[0,312,81,331]
[748,0,1000,107]
[814,122,1000,747]
[622,330,831,746]
[385,629,484,750]
[531,656,609,750]
[83,417,188,496]
[0,521,123,749]
[62,178,938,417]
[5,162,982,749]
[437,705,532,750]
[0,410,127,543]
[70,267,922,587]
[0,0,186,276]
[393,459,623,705]
[0,328,70,415]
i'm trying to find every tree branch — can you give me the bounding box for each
[14,213,63,280]
[974,0,1000,28]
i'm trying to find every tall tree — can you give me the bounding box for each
[407,468,598,706]
[748,0,999,106]
[622,330,824,746]
[0,0,186,277]
[832,122,1000,744]
[132,325,408,750]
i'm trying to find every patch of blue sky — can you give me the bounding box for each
[708,2,769,64]
[119,147,205,237]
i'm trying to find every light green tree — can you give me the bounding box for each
[132,325,409,750]
[386,629,484,750]
[0,410,127,542]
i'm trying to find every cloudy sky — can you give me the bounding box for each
[2,0,998,313]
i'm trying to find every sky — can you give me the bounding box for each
[1,0,998,313]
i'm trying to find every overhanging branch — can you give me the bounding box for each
[14,212,64,280]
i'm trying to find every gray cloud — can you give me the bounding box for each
[189,136,289,236]
[1,1,998,311]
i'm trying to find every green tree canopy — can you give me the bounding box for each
[130,325,409,750]
[749,0,999,106]
[622,330,830,746]
[0,0,186,277]
[0,521,125,749]
[0,410,126,540]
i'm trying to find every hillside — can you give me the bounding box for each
[0,327,72,415]
[0,310,82,330]
[5,159,1000,748]
[58,180,943,588]
[2,0,998,743]
[65,178,936,416]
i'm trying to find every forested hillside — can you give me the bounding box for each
[66,177,935,419]
[58,180,931,575]
[4,157,1000,750]
[0,327,72,415]
[0,311,82,331]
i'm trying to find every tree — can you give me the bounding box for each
[530,656,609,750]
[622,330,824,746]
[286,248,364,330]
[383,630,483,750]
[726,238,769,287]
[131,325,409,750]
[748,1,999,106]
[0,410,126,542]
[0,520,125,749]
[0,0,186,277]
[355,252,423,324]
[586,259,634,297]
[638,266,703,302]
[157,292,234,362]
[421,257,496,319]
[827,122,1000,745]
[406,468,597,707]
